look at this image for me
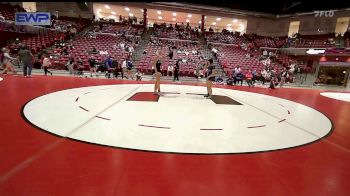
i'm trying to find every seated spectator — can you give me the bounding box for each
[90,47,98,54]
[167,64,173,76]
[215,76,224,84]
[245,70,254,87]
[234,72,244,86]
[226,75,234,85]
[135,70,142,81]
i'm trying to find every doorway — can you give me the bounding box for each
[315,66,350,87]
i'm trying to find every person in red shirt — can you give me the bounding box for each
[245,70,254,87]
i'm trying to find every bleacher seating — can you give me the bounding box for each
[254,36,286,48]
[153,23,200,41]
[0,3,25,21]
[0,30,35,48]
[49,34,140,70]
[52,16,91,32]
[138,40,204,76]
[290,35,336,48]
[205,32,245,45]
[212,44,281,76]
[101,23,143,36]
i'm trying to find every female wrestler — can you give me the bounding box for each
[153,50,162,94]
[1,48,17,75]
[204,58,219,99]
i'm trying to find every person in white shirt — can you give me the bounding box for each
[42,54,53,76]
[234,66,241,74]
[167,64,173,76]
[121,58,127,79]
[263,50,268,56]
[128,46,134,56]
[261,69,268,85]
[1,48,17,75]
[120,42,125,50]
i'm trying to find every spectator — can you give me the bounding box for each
[126,59,134,79]
[66,58,74,75]
[105,56,113,78]
[76,57,84,77]
[42,54,53,76]
[18,45,34,77]
[135,70,142,81]
[121,58,127,79]
[167,64,173,76]
[89,56,97,77]
[234,71,244,86]
[245,70,254,87]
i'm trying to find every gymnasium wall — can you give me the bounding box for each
[246,10,350,36]
[35,2,93,19]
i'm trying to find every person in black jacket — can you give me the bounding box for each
[174,59,180,81]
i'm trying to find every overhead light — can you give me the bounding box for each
[158,16,162,20]
[205,16,207,19]
[233,19,238,23]
[141,9,144,12]
[125,7,130,12]
[111,11,116,15]
[227,24,231,27]
[173,12,177,16]
[105,5,110,9]
[216,17,221,21]
[157,10,162,15]
[199,21,202,24]
[212,22,216,25]
[186,19,190,22]
[172,18,176,21]
[129,13,133,17]
[188,14,192,18]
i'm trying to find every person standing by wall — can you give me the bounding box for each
[173,59,180,81]
[18,45,33,77]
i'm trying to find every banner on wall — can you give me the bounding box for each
[15,12,51,26]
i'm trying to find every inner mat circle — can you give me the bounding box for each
[22,84,332,154]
